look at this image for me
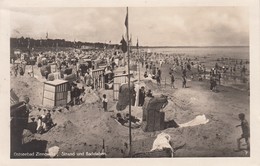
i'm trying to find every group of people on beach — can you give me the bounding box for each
[36,112,56,134]
[11,46,250,155]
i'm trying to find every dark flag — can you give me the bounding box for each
[136,38,139,49]
[120,36,127,53]
[125,12,128,28]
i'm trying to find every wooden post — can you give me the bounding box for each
[165,77,166,88]
[31,64,34,77]
[42,83,45,105]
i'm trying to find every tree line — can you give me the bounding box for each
[10,37,120,50]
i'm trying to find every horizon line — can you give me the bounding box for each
[139,45,249,48]
[10,37,249,48]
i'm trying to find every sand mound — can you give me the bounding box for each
[11,76,44,105]
[82,91,100,104]
[45,120,83,142]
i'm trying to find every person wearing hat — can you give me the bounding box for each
[70,82,81,106]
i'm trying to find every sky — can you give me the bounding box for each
[10,7,249,46]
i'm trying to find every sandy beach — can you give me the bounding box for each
[10,47,250,157]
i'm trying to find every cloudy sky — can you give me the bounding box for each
[10,7,249,46]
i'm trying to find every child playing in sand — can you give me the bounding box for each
[235,113,250,151]
[102,94,108,112]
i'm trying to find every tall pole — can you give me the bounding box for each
[126,7,132,157]
[137,38,140,82]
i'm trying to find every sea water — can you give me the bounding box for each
[148,46,249,60]
[147,46,250,90]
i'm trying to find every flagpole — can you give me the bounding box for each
[126,6,132,157]
[137,38,140,82]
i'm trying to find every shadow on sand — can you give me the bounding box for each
[11,140,48,158]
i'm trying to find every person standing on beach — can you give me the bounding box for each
[241,65,246,77]
[159,59,163,67]
[139,87,146,106]
[145,62,149,71]
[235,113,250,151]
[152,64,156,75]
[156,74,161,87]
[102,94,108,112]
[217,71,221,85]
[19,65,24,76]
[182,75,187,88]
[149,62,153,73]
[210,76,214,91]
[70,82,76,106]
[14,64,18,77]
[171,73,175,89]
[131,89,136,106]
[203,65,206,77]
[182,68,187,77]
[156,68,161,87]
[213,76,217,92]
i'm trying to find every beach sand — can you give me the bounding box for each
[10,52,250,157]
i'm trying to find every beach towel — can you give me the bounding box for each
[178,114,209,128]
[151,132,174,157]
